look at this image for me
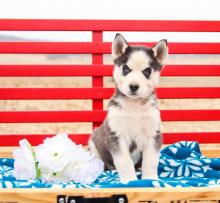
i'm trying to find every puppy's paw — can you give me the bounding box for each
[120,176,138,184]
[142,174,159,180]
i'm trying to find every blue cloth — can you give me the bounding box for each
[0,141,220,188]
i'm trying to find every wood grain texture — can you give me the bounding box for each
[1,145,220,158]
[0,188,220,203]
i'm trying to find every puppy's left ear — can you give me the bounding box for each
[152,39,168,65]
[112,34,129,59]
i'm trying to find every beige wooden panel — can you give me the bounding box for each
[0,187,220,203]
[1,144,220,158]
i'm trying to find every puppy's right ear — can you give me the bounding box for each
[112,34,128,59]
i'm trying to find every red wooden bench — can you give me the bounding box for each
[0,19,220,202]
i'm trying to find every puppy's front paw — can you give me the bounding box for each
[142,174,159,180]
[120,176,138,184]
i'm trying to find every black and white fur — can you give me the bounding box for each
[89,34,168,183]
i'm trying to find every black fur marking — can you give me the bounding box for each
[135,156,142,171]
[108,99,121,108]
[150,92,159,110]
[162,39,168,46]
[129,140,137,153]
[152,40,168,65]
[143,67,152,79]
[115,87,127,98]
[113,34,129,57]
[122,65,132,76]
[107,130,120,153]
[113,46,163,71]
[90,120,119,170]
[154,130,162,150]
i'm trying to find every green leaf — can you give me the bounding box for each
[24,139,41,179]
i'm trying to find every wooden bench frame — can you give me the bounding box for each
[0,19,220,202]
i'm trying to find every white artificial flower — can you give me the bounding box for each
[35,133,78,182]
[69,158,104,184]
[13,139,37,180]
[63,148,104,184]
[13,133,104,184]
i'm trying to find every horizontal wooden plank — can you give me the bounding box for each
[1,145,220,158]
[1,19,220,32]
[0,88,113,99]
[0,187,220,203]
[0,134,90,146]
[162,65,220,76]
[161,110,220,121]
[0,147,15,158]
[0,110,220,123]
[163,132,220,144]
[157,87,220,99]
[201,147,220,158]
[0,132,219,146]
[0,42,220,54]
[0,111,105,123]
[0,65,220,77]
[0,65,113,77]
[0,87,220,99]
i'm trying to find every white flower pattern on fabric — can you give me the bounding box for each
[159,141,213,178]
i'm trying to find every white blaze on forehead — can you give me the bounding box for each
[127,50,151,71]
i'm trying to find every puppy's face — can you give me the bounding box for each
[112,34,168,99]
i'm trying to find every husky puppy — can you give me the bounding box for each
[89,34,168,183]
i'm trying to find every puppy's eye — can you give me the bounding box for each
[143,68,152,78]
[122,65,131,76]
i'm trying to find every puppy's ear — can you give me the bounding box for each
[152,39,168,65]
[112,34,128,59]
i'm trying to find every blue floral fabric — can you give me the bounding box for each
[0,141,220,188]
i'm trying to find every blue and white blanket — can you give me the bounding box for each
[0,141,220,188]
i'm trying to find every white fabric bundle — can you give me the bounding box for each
[13,133,104,184]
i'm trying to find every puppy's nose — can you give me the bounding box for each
[129,84,139,92]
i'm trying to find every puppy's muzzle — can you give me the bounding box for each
[129,84,139,94]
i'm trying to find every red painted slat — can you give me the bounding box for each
[92,31,103,128]
[0,65,220,77]
[0,19,220,32]
[161,65,220,76]
[0,88,113,99]
[0,111,105,123]
[0,42,220,54]
[163,132,220,144]
[0,65,113,77]
[0,87,220,100]
[0,110,220,123]
[0,132,219,146]
[0,134,90,146]
[157,87,220,99]
[161,110,220,121]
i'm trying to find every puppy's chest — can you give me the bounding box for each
[108,101,160,146]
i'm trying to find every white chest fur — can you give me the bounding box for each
[107,97,161,153]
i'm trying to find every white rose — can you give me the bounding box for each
[13,139,37,180]
[35,133,78,182]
